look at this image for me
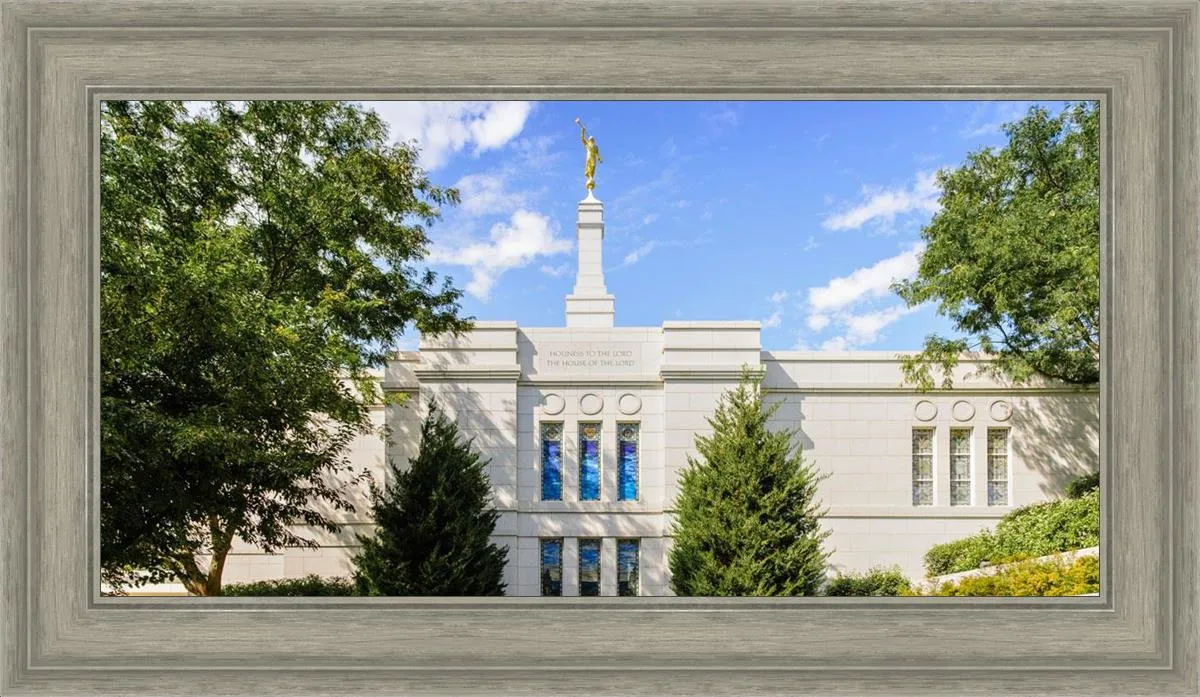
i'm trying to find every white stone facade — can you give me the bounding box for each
[218,195,1100,595]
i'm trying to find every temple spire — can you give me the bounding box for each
[564,195,615,327]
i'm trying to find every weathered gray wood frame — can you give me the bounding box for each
[1,1,1196,695]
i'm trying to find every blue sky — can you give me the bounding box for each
[357,100,1069,351]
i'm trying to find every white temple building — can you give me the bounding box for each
[218,191,1100,596]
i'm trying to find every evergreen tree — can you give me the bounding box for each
[353,401,508,596]
[669,371,831,596]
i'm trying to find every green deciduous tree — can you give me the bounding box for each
[669,371,830,596]
[100,100,471,595]
[893,102,1100,390]
[352,401,508,596]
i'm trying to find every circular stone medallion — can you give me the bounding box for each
[618,393,643,415]
[989,400,1013,422]
[540,393,565,416]
[914,400,938,422]
[579,393,604,415]
[951,400,976,422]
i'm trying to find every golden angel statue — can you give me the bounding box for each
[575,118,602,191]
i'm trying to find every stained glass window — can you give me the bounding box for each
[617,423,640,501]
[540,423,562,501]
[579,423,601,501]
[987,428,1010,506]
[949,428,972,506]
[540,538,563,596]
[617,539,640,597]
[912,428,934,506]
[578,539,601,597]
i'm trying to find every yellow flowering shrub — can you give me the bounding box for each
[906,554,1100,597]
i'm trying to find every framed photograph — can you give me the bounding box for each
[1,1,1196,695]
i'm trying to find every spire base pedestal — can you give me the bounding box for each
[565,293,616,328]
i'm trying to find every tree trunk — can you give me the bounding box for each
[173,520,235,596]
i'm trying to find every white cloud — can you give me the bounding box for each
[428,210,571,300]
[820,336,848,351]
[540,263,572,278]
[768,290,789,304]
[642,213,660,226]
[823,171,941,231]
[813,305,923,351]
[838,305,921,346]
[454,173,529,217]
[806,243,924,314]
[959,102,1030,139]
[622,241,659,267]
[796,246,927,350]
[609,167,682,229]
[363,100,533,170]
[703,105,741,131]
[762,310,783,329]
[509,134,561,170]
[802,235,819,252]
[807,314,830,331]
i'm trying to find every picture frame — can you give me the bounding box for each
[1,0,1196,695]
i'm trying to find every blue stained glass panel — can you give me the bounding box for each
[579,430,600,501]
[578,539,601,597]
[541,438,562,501]
[540,539,563,596]
[618,440,639,501]
[617,540,640,597]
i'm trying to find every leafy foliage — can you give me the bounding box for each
[911,554,1100,597]
[353,401,508,596]
[923,536,994,578]
[1065,470,1100,498]
[221,575,358,597]
[824,566,912,597]
[923,489,1100,576]
[669,370,831,596]
[100,101,471,595]
[893,102,1100,390]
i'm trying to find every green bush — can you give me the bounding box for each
[923,490,1099,576]
[922,533,996,577]
[824,565,912,596]
[220,575,358,597]
[1065,470,1100,498]
[912,554,1100,597]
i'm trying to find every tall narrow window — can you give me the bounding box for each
[912,428,934,506]
[949,428,973,506]
[617,423,640,501]
[987,428,1010,506]
[540,538,563,597]
[579,423,601,501]
[578,538,601,597]
[540,423,563,501]
[617,539,640,596]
